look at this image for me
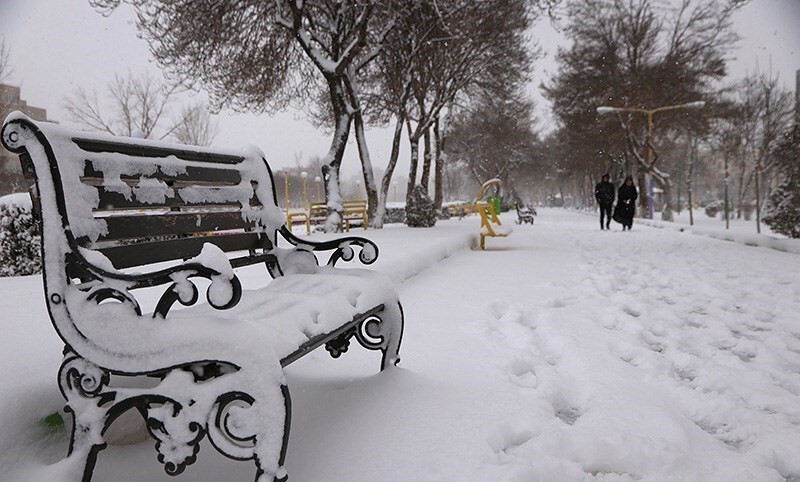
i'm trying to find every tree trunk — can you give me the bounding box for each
[406,118,419,205]
[420,125,432,194]
[375,112,405,228]
[653,173,674,221]
[687,137,697,226]
[433,116,444,209]
[343,71,379,228]
[321,79,352,232]
[352,105,379,227]
[638,171,648,216]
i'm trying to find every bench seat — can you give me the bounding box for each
[172,268,397,364]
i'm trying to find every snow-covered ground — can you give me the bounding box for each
[2,208,800,481]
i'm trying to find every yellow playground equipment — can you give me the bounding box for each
[476,178,512,250]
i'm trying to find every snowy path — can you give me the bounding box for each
[2,209,799,481]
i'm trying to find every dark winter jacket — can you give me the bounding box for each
[617,183,638,218]
[595,181,615,206]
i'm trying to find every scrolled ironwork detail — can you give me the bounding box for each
[207,391,259,461]
[145,403,205,476]
[278,225,379,268]
[354,316,387,351]
[86,286,142,316]
[325,330,354,358]
[59,352,111,400]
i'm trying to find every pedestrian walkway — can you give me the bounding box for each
[2,209,800,482]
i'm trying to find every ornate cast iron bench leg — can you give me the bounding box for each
[58,349,291,482]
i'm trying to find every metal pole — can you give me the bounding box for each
[284,172,290,210]
[755,164,762,234]
[687,138,695,226]
[724,152,730,230]
[301,171,308,210]
[646,111,655,219]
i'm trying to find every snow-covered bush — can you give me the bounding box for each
[764,180,800,238]
[704,202,719,218]
[405,186,436,228]
[384,206,406,224]
[437,206,451,220]
[764,126,800,238]
[0,196,42,277]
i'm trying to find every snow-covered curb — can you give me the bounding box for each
[568,208,799,255]
[378,230,479,284]
[637,218,800,255]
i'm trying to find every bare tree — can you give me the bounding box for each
[172,104,219,146]
[546,0,741,221]
[0,38,12,83]
[729,70,793,230]
[447,91,539,199]
[402,0,535,206]
[91,0,397,232]
[64,72,199,140]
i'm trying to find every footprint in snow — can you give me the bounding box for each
[553,403,581,426]
[487,424,533,456]
[507,357,538,388]
[622,304,643,318]
[673,367,697,383]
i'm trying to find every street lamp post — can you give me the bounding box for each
[596,101,705,219]
[392,181,398,203]
[283,171,290,211]
[301,171,308,210]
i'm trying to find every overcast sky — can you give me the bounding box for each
[1,0,798,183]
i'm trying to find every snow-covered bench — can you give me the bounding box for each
[515,205,535,225]
[1,112,404,482]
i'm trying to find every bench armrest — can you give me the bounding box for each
[278,225,378,267]
[70,245,242,319]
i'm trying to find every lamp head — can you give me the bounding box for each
[301,171,308,179]
[596,106,617,115]
[686,101,706,109]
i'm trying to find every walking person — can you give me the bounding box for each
[616,175,638,231]
[594,173,615,230]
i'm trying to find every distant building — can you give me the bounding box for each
[0,84,52,196]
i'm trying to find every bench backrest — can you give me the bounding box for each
[309,202,328,220]
[2,113,284,271]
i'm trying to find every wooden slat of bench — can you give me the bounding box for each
[98,211,253,242]
[95,187,261,211]
[99,232,268,269]
[82,162,242,186]
[73,137,245,165]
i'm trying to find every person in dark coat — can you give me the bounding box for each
[616,175,638,230]
[594,173,615,230]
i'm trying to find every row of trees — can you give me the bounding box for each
[65,72,220,146]
[539,0,797,236]
[89,0,554,231]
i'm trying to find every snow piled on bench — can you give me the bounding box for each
[6,112,285,244]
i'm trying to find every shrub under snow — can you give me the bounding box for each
[0,195,42,277]
[405,186,437,228]
[763,179,800,238]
